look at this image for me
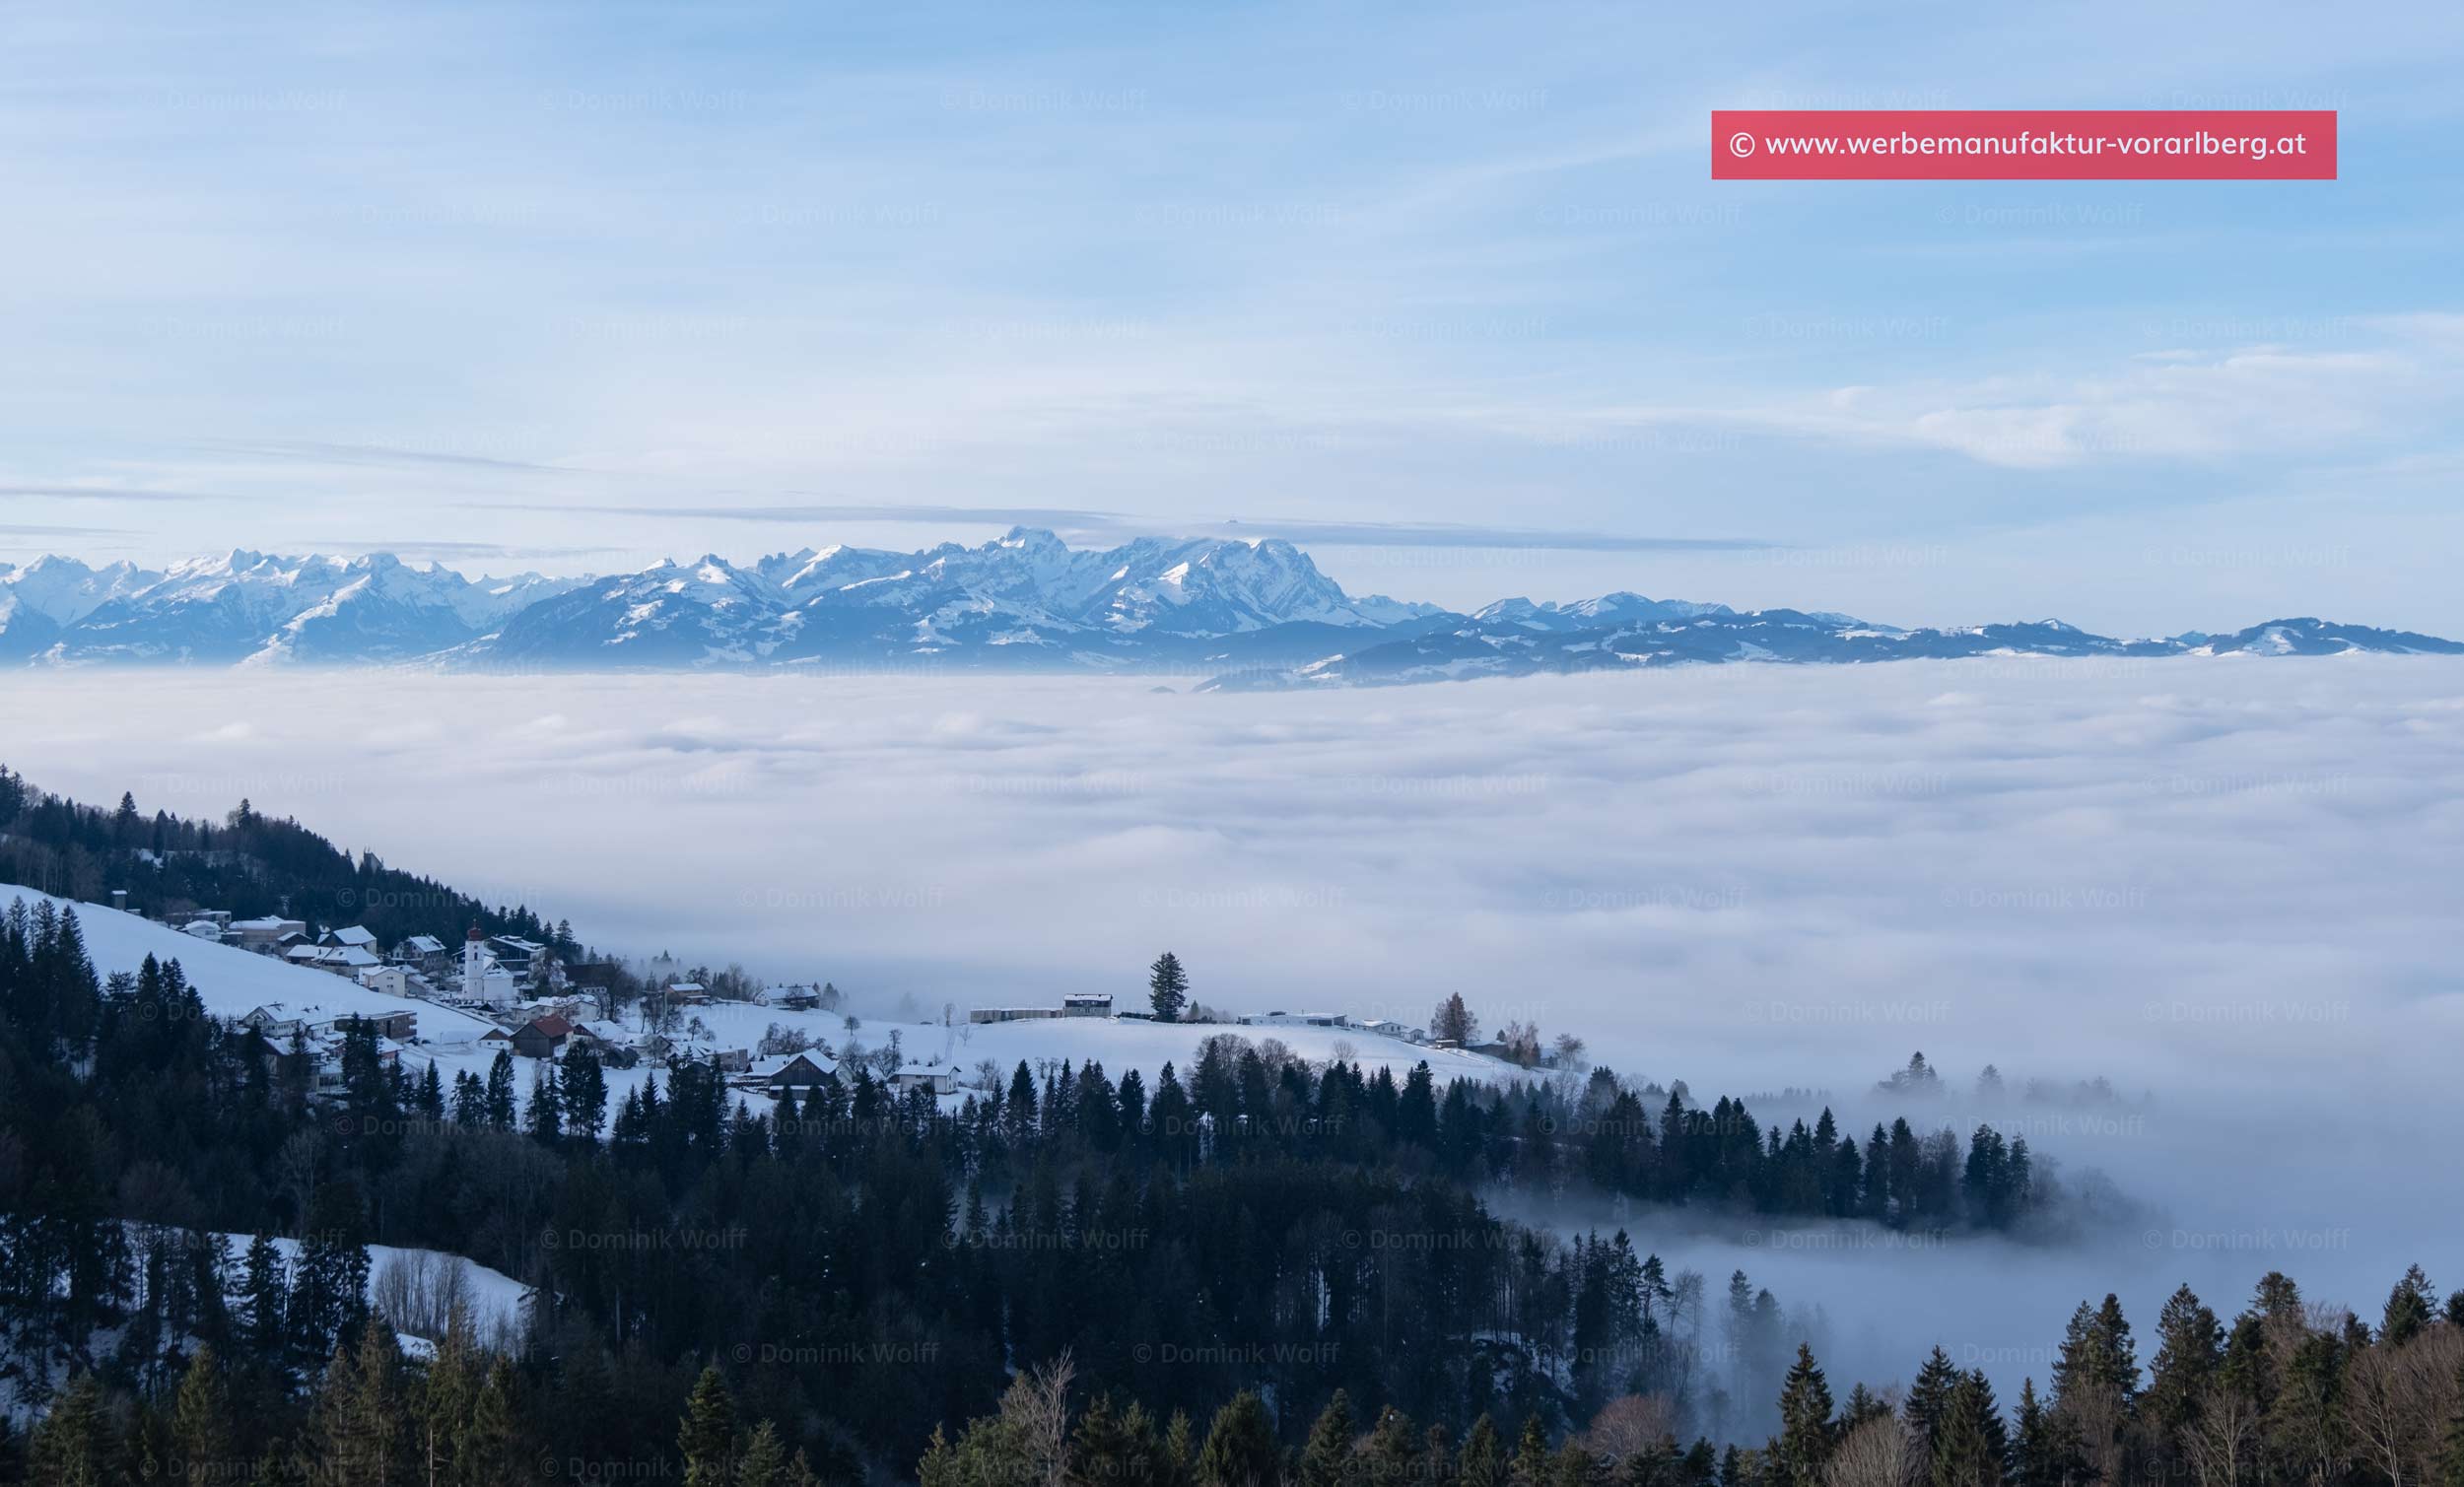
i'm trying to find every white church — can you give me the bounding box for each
[459,924,520,1009]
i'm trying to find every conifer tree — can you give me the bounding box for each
[171,1345,235,1481]
[1906,1346,1962,1447]
[1511,1413,1550,1487]
[1774,1343,1835,1487]
[242,1233,289,1368]
[1928,1372,2006,1487]
[417,1305,481,1487]
[483,1049,517,1130]
[740,1420,790,1487]
[31,1372,116,1487]
[527,1062,562,1144]
[1148,952,1191,1023]
[1197,1392,1279,1487]
[1459,1415,1504,1487]
[1301,1389,1357,1487]
[1363,1407,1418,1487]
[2381,1263,2438,1348]
[679,1366,739,1487]
[2144,1284,2222,1444]
[460,1357,519,1487]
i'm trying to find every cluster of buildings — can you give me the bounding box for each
[1235,1010,1431,1044]
[153,904,569,1010]
[236,1001,415,1099]
[968,993,1113,1024]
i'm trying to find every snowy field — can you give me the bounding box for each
[0,882,1515,1115]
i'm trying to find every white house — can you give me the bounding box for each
[357,966,414,998]
[892,1058,960,1096]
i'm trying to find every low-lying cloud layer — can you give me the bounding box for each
[6,658,2459,1390]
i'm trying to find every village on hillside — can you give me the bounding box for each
[130,898,1564,1114]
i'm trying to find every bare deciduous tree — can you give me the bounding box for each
[1824,1413,1918,1487]
[1584,1393,1678,1459]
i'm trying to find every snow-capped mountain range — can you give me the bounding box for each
[4,529,2457,687]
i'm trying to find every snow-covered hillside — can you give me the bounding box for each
[0,885,500,1042]
[7,885,1527,1125]
[665,998,1520,1090]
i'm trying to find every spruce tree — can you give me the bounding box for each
[1148,952,1191,1023]
[242,1233,288,1369]
[1197,1392,1279,1487]
[1928,1372,2005,1487]
[1510,1414,1550,1487]
[679,1366,739,1487]
[1906,1346,1961,1447]
[2144,1284,2222,1443]
[30,1372,115,1487]
[1301,1389,1357,1487]
[1363,1408,1417,1487]
[1774,1343,1835,1487]
[1459,1415,1504,1487]
[461,1357,519,1487]
[740,1420,790,1487]
[171,1345,235,1481]
[2381,1263,2438,1348]
[483,1049,516,1130]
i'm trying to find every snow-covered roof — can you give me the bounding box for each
[401,934,446,954]
[183,919,224,937]
[327,924,377,946]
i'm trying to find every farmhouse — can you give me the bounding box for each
[509,1015,574,1059]
[752,1051,840,1094]
[892,1058,960,1096]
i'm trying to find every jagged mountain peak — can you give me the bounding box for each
[6,533,2458,683]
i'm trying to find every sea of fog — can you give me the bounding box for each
[5,658,2459,1402]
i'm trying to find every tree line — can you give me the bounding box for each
[918,1266,2464,1487]
[0,765,576,950]
[1,889,2099,1481]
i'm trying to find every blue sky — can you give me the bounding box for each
[4,0,2461,631]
